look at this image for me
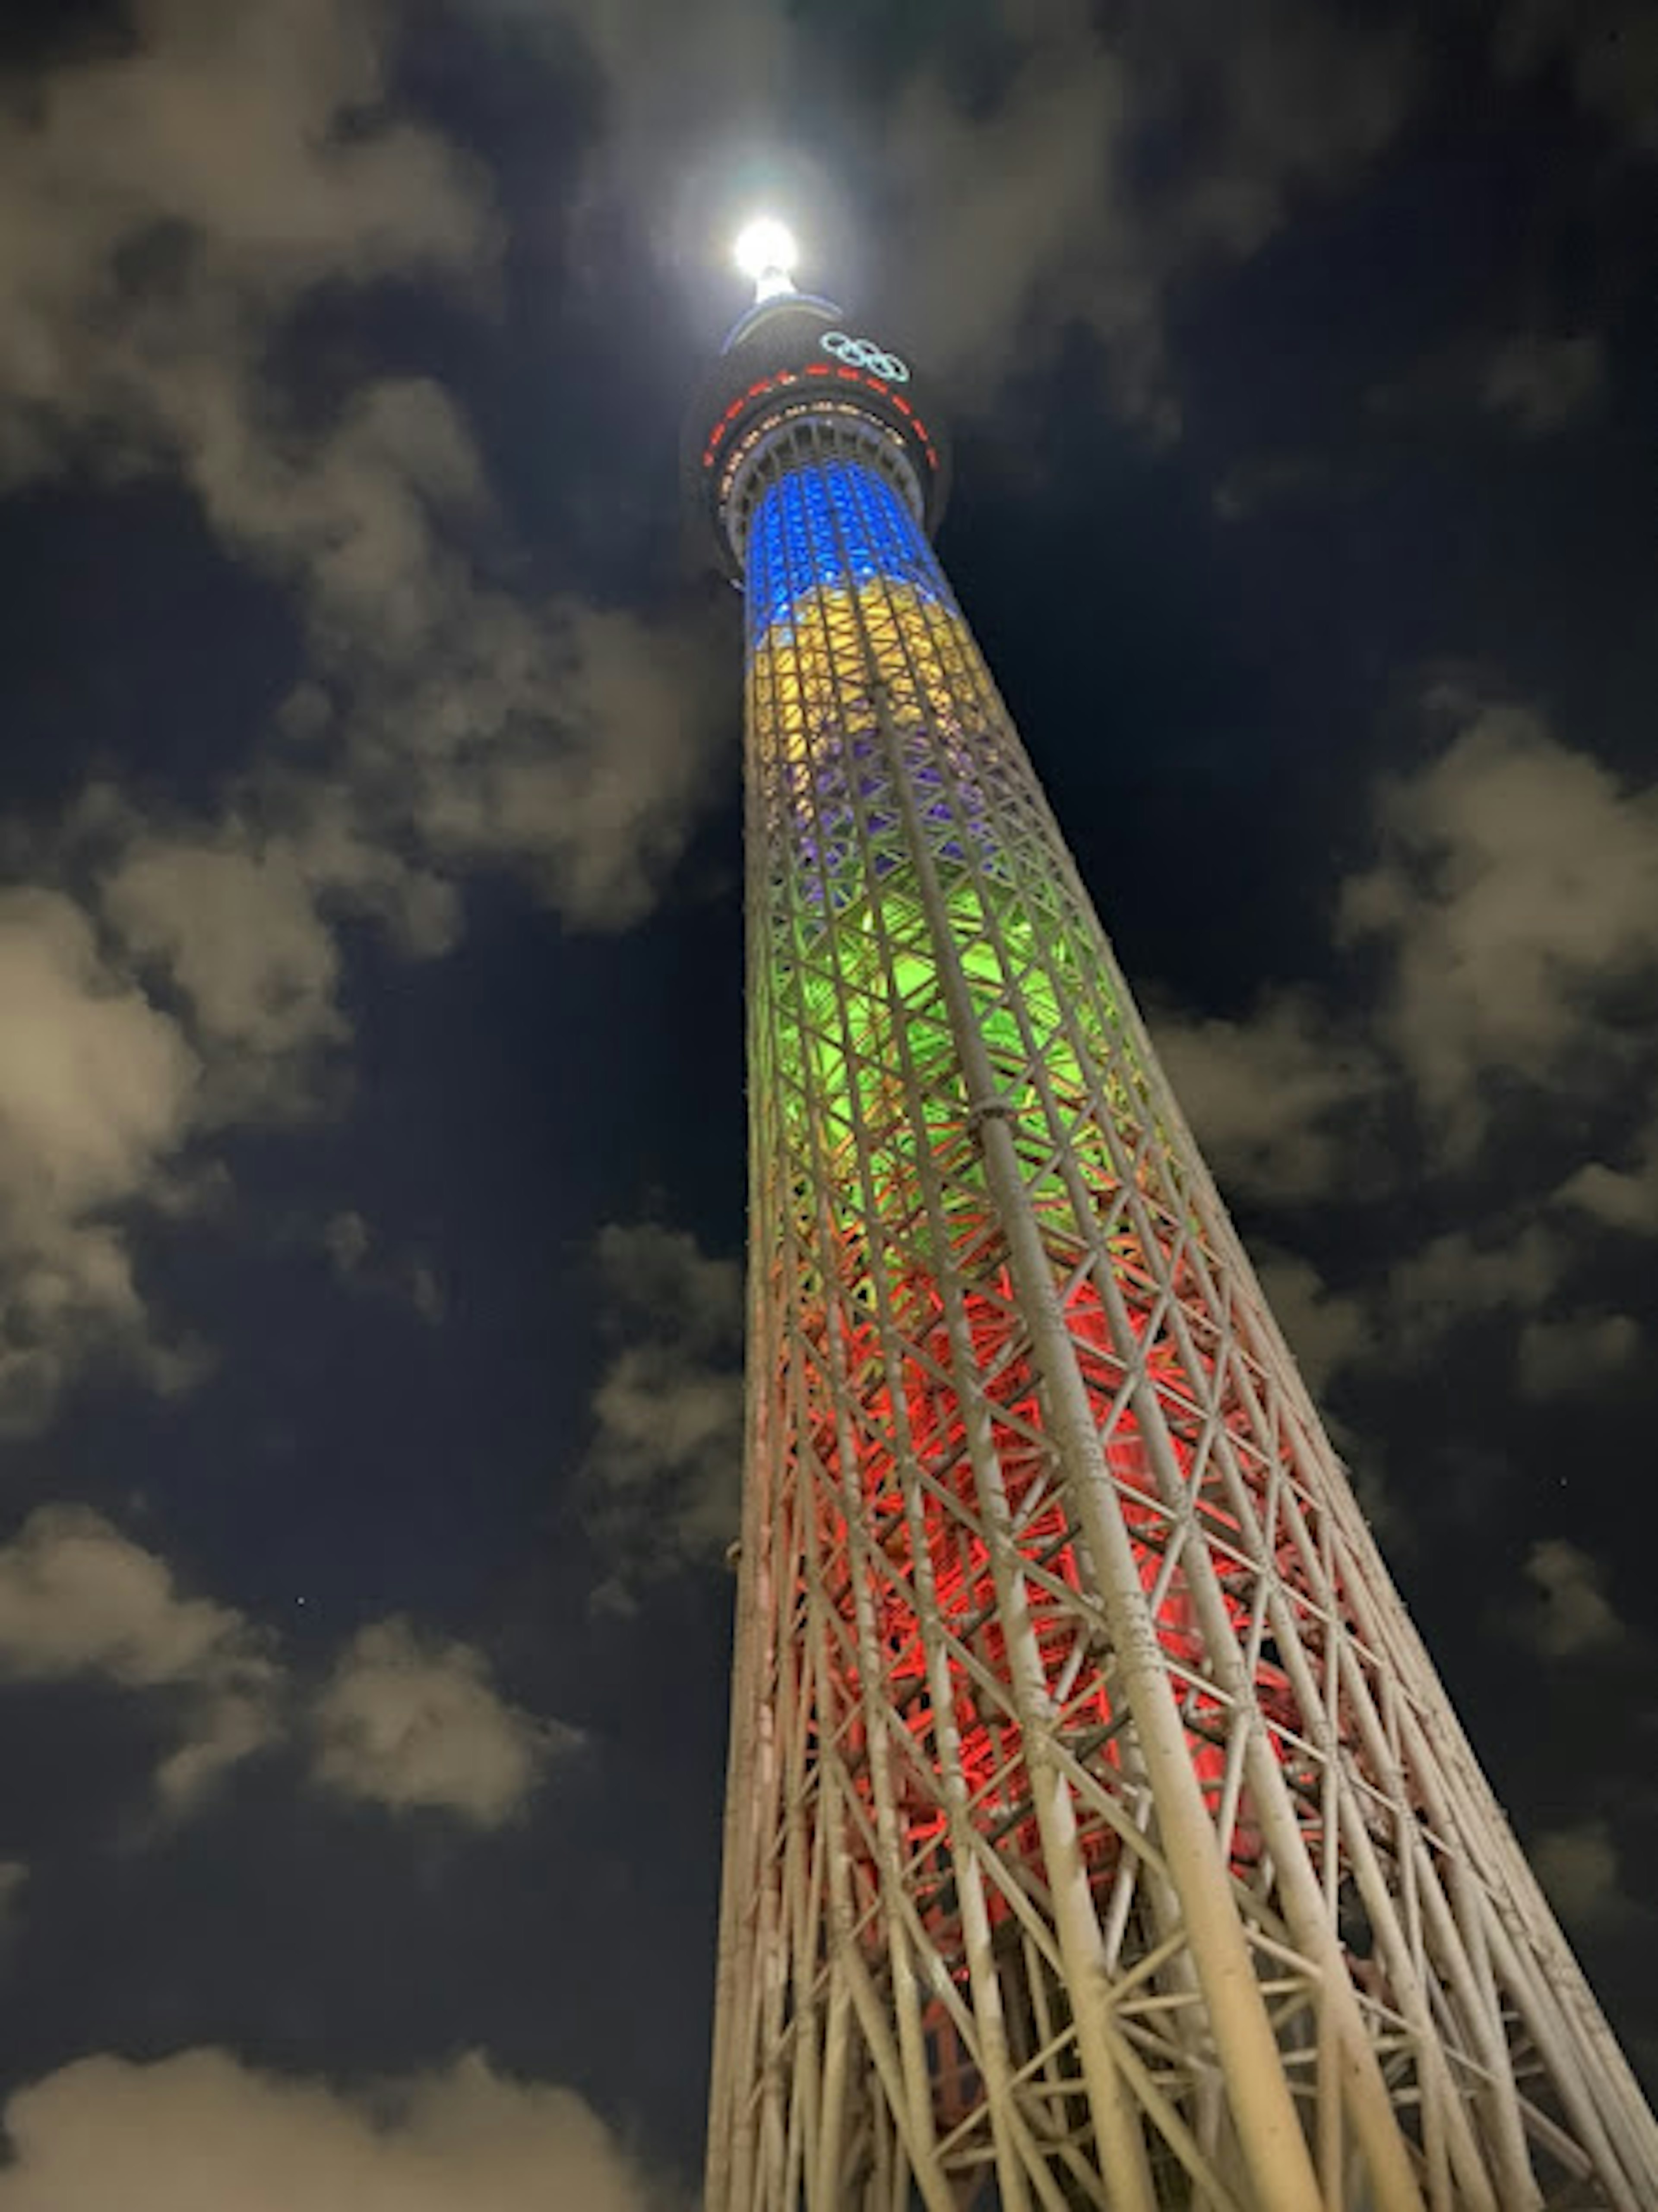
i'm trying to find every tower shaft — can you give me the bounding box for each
[704,434,1658,2209]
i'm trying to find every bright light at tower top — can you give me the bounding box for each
[733,216,799,302]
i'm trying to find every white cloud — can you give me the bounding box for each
[1340,696,1658,1152]
[0,2,731,1437]
[1557,1117,1658,1235]
[522,0,1421,430]
[0,2047,660,2212]
[102,832,347,1112]
[1519,1539,1632,1660]
[1239,1215,1641,1412]
[0,893,202,1431]
[1383,1223,1567,1339]
[0,1510,567,1826]
[1138,693,1658,1434]
[1251,1250,1370,1393]
[1480,333,1605,433]
[1531,1818,1641,1930]
[321,1212,444,1325]
[0,1506,250,1687]
[881,0,1420,423]
[1146,696,1658,1199]
[582,1225,744,1601]
[1517,1311,1641,1399]
[0,1,729,925]
[312,1620,563,1829]
[388,596,729,929]
[1151,990,1382,1202]
[0,0,487,490]
[0,1506,280,1810]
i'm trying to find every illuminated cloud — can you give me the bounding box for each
[1557,1119,1658,1237]
[881,0,1421,421]
[0,0,735,1441]
[0,894,202,1433]
[1519,1539,1634,1660]
[311,1620,566,1829]
[1151,990,1383,1203]
[1143,690,1658,1424]
[1340,695,1658,1153]
[581,1224,745,1604]
[0,1506,280,1811]
[1531,1818,1645,1931]
[0,2049,659,2212]
[0,1510,566,1827]
[103,832,349,1115]
[1250,1250,1369,1395]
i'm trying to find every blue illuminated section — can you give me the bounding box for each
[745,459,941,649]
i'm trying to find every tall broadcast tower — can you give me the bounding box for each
[685,222,1658,2212]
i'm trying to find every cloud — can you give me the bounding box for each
[102,829,348,1114]
[1383,1223,1567,1341]
[0,1861,28,1936]
[1150,990,1383,1202]
[0,1509,566,1826]
[582,1224,744,1601]
[1340,694,1658,1152]
[1240,1215,1639,1409]
[322,1212,446,1326]
[1480,333,1606,433]
[1373,329,1609,437]
[1531,1818,1643,1930]
[0,1,732,1435]
[1148,693,1658,1189]
[877,0,1419,423]
[0,0,487,490]
[0,2047,660,2212]
[311,1620,564,1829]
[386,595,729,929]
[538,0,1419,429]
[324,1212,373,1278]
[1251,1250,1370,1393]
[1516,1311,1642,1399]
[1518,1538,1634,1660]
[1138,690,1658,1437]
[0,892,203,1431]
[1211,449,1326,522]
[0,0,729,935]
[1557,1117,1658,1234]
[0,1505,280,1810]
[0,1506,252,1687]
[1495,0,1658,151]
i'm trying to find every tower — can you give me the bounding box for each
[686,227,1658,2211]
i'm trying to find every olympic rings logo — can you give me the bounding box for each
[821,330,910,383]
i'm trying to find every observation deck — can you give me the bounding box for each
[683,292,951,578]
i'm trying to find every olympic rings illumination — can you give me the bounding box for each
[821,331,910,383]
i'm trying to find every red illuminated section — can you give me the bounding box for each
[794,1232,1346,2013]
[701,365,939,471]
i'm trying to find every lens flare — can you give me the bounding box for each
[733,216,798,287]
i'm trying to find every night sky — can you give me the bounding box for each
[0,0,1654,2202]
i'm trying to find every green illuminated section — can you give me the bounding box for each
[749,546,1176,1287]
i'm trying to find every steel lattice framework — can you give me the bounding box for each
[690,291,1658,2211]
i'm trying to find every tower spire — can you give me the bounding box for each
[684,243,1658,2210]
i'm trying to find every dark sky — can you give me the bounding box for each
[0,0,1654,2200]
